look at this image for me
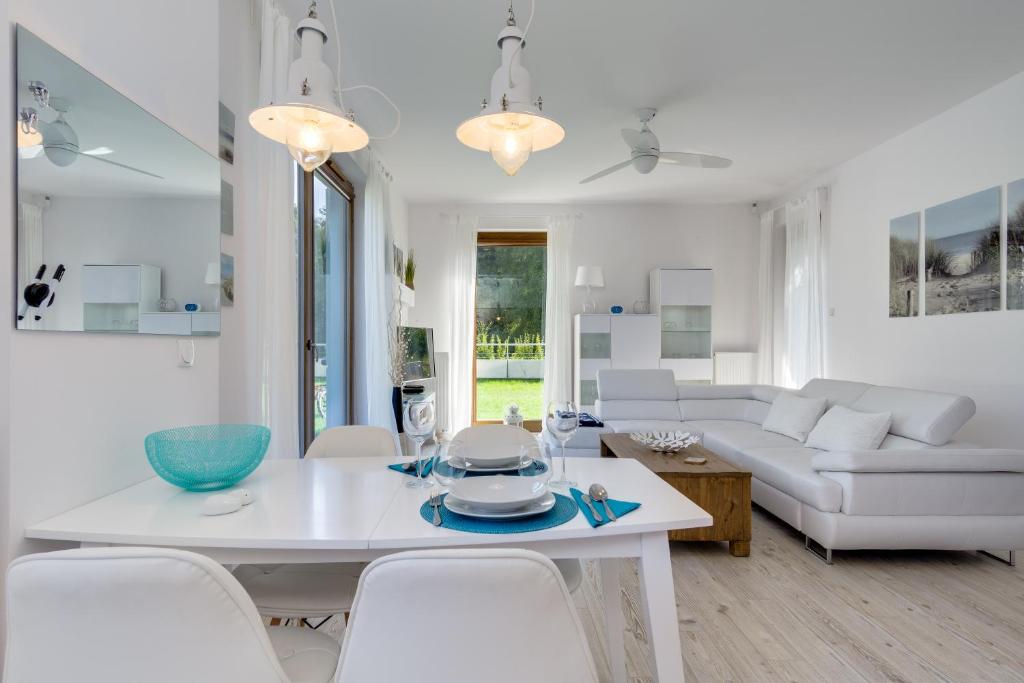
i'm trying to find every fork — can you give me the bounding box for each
[429,490,443,526]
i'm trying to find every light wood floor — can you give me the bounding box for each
[574,507,1024,683]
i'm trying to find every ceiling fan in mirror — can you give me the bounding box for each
[17,80,162,179]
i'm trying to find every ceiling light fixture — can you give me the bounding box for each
[456,1,564,176]
[17,108,42,148]
[249,0,369,172]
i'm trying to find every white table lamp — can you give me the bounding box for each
[574,266,604,313]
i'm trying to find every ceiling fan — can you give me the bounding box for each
[579,108,731,184]
[22,82,163,179]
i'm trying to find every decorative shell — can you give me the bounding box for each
[629,431,701,453]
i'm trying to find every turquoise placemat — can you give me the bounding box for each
[418,493,577,534]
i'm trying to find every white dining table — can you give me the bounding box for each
[26,456,712,683]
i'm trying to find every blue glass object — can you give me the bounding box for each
[610,305,623,314]
[145,424,270,491]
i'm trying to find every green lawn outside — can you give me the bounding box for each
[476,379,544,421]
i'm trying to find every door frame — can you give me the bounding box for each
[472,230,547,432]
[299,160,355,452]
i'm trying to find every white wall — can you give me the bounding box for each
[777,71,1024,447]
[1,0,220,580]
[406,203,760,356]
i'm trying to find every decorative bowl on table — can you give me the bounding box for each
[629,431,700,453]
[144,424,270,491]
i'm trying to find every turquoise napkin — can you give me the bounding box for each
[569,487,640,528]
[388,458,434,477]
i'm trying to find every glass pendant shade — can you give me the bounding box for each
[249,10,368,171]
[17,109,42,148]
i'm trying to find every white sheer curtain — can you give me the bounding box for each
[543,214,575,409]
[782,188,828,389]
[448,214,478,432]
[17,202,44,330]
[756,209,775,384]
[362,153,396,430]
[252,0,299,458]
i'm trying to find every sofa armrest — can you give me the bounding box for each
[811,449,1024,473]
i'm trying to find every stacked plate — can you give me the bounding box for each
[445,476,555,520]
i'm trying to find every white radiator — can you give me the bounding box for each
[713,352,756,385]
[433,351,450,434]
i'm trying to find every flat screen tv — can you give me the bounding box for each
[399,326,434,382]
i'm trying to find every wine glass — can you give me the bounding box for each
[518,443,553,494]
[402,396,436,489]
[432,439,468,494]
[545,401,579,488]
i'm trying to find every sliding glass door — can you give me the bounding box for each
[297,162,354,451]
[473,231,547,430]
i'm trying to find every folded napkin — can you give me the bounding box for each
[569,488,640,528]
[388,458,434,477]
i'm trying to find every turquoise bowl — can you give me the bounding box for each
[145,424,270,491]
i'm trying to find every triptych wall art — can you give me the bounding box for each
[889,178,1024,317]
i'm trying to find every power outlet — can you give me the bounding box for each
[178,339,195,367]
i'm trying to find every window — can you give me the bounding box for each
[473,231,547,430]
[296,162,354,451]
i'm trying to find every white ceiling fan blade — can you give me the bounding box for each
[620,128,645,150]
[78,152,164,180]
[579,159,633,184]
[659,152,732,169]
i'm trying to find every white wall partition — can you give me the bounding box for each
[777,71,1024,446]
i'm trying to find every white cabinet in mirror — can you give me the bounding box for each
[14,26,220,336]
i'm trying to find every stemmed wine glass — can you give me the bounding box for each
[545,401,579,488]
[402,396,436,489]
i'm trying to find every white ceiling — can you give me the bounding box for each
[289,0,1024,204]
[16,27,219,199]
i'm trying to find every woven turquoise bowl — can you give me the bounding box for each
[145,424,270,491]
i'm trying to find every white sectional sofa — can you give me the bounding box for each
[553,369,1024,563]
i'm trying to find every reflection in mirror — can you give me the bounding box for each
[14,27,220,336]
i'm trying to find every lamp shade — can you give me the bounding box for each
[205,262,220,285]
[574,266,604,288]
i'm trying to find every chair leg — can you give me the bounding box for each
[804,535,833,565]
[978,550,1016,567]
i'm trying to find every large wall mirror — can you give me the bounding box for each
[14,27,221,336]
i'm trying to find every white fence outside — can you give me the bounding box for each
[476,343,544,380]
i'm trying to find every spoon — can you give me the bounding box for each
[589,483,617,522]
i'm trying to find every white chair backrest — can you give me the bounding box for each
[305,425,399,459]
[334,549,599,683]
[5,547,292,683]
[449,424,538,461]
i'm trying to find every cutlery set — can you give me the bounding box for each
[581,483,618,523]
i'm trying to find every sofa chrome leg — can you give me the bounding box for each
[978,550,1016,567]
[805,535,833,565]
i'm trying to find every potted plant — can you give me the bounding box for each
[404,250,416,290]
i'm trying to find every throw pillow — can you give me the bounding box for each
[762,392,828,442]
[806,405,892,451]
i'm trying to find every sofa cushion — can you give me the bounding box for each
[596,369,677,400]
[819,471,1024,516]
[603,419,690,434]
[800,378,872,407]
[734,447,843,513]
[850,386,975,446]
[595,400,681,421]
[805,406,892,451]
[692,421,802,462]
[761,393,827,442]
[677,399,770,425]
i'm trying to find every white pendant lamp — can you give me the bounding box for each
[17,108,42,148]
[456,3,564,176]
[249,1,368,172]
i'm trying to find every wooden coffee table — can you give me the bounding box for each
[600,433,751,556]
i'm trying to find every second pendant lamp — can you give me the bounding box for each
[456,3,564,176]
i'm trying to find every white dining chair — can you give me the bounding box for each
[334,549,600,683]
[235,425,398,624]
[4,547,339,683]
[451,424,584,593]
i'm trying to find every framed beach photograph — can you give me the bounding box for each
[220,179,234,235]
[924,187,1001,315]
[220,252,235,306]
[218,102,235,164]
[1008,178,1024,310]
[889,212,920,317]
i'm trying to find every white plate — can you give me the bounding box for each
[444,492,556,520]
[447,475,548,511]
[463,454,524,468]
[462,459,531,473]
